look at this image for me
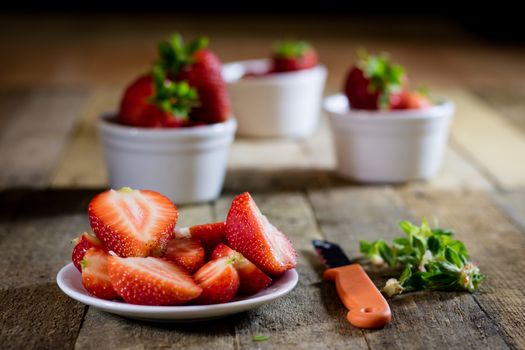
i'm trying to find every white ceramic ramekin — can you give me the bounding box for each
[222,59,327,138]
[98,116,237,204]
[324,94,454,183]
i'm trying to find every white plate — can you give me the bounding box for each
[56,263,298,322]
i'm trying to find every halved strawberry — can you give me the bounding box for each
[212,243,272,295]
[225,192,297,276]
[164,238,205,273]
[272,40,318,73]
[193,255,240,304]
[72,232,104,272]
[108,256,202,305]
[88,187,178,257]
[175,222,226,250]
[81,247,119,300]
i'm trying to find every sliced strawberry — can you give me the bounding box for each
[88,187,178,257]
[81,247,119,300]
[390,90,432,110]
[164,238,205,273]
[193,255,240,304]
[175,222,226,250]
[72,232,104,272]
[272,40,318,73]
[212,243,272,295]
[108,256,202,305]
[225,192,297,276]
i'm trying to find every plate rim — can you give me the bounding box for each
[56,262,299,316]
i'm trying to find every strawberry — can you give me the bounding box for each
[158,34,231,124]
[81,247,119,300]
[108,256,202,305]
[175,222,226,250]
[272,40,318,73]
[88,187,178,258]
[193,256,240,304]
[344,51,406,110]
[72,232,104,272]
[390,90,432,110]
[225,192,297,276]
[212,243,272,295]
[164,238,205,273]
[118,67,199,128]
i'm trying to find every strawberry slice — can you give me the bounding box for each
[225,192,297,276]
[193,256,240,304]
[108,256,202,305]
[175,222,226,250]
[272,40,318,73]
[164,238,205,273]
[212,243,272,295]
[81,247,119,300]
[88,187,178,257]
[72,232,104,272]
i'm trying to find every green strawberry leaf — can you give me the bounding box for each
[274,40,312,58]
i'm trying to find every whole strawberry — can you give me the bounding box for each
[344,51,406,110]
[158,34,231,124]
[118,67,199,128]
[272,40,318,72]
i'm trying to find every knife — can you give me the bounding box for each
[312,239,392,328]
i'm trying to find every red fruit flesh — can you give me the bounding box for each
[164,238,205,273]
[88,188,178,257]
[193,256,240,304]
[81,247,119,300]
[272,50,318,73]
[177,49,231,124]
[344,67,380,110]
[108,256,202,305]
[212,243,272,295]
[72,232,104,272]
[175,222,226,250]
[225,192,297,276]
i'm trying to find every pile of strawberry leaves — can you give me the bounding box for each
[360,219,484,297]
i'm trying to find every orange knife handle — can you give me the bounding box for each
[324,264,391,329]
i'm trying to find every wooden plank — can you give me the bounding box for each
[0,189,95,349]
[491,190,525,231]
[0,88,87,189]
[442,89,525,189]
[51,87,119,188]
[474,86,525,133]
[74,204,239,350]
[214,192,369,350]
[399,189,525,349]
[308,187,509,349]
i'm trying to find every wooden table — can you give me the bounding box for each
[1,14,524,350]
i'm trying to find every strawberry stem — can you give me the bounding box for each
[150,66,200,120]
[157,33,209,76]
[274,40,311,58]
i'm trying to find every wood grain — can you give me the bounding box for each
[0,88,87,188]
[399,189,525,349]
[215,192,369,350]
[0,190,94,349]
[308,187,510,350]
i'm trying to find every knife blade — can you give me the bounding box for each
[312,239,392,329]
